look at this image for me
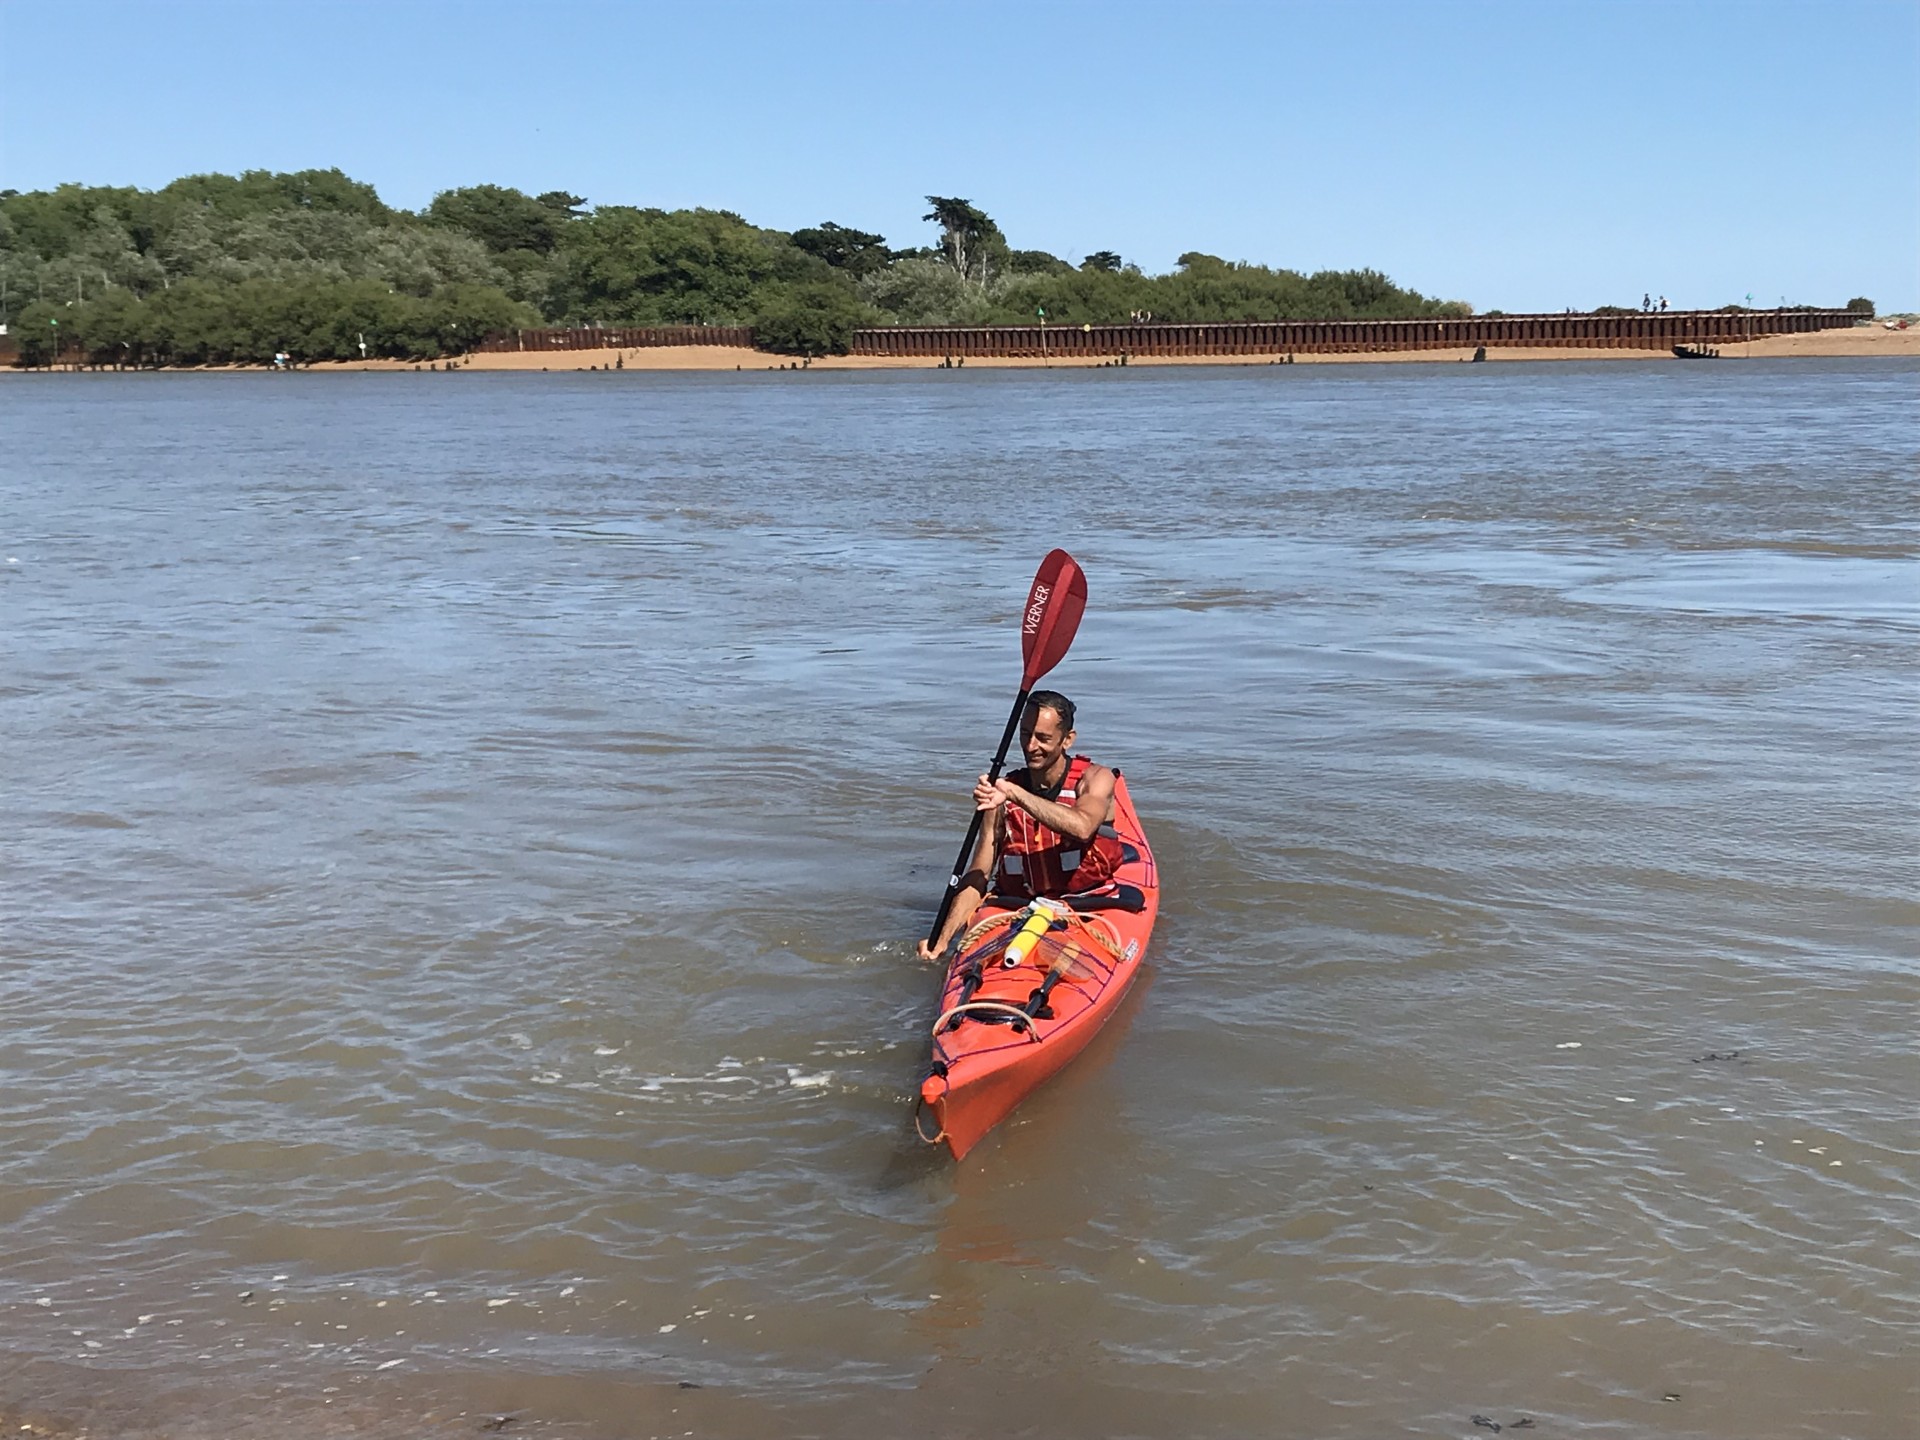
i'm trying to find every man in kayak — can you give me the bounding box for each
[918,690,1127,960]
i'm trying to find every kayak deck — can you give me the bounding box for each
[917,772,1158,1159]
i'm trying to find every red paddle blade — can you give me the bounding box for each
[1020,549,1087,685]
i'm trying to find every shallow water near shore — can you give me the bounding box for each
[3,361,1916,1438]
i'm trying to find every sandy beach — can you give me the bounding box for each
[342,321,1920,371]
[8,322,1914,376]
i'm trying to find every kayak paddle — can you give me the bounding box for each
[925,549,1088,948]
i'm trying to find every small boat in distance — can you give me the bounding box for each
[1673,343,1721,360]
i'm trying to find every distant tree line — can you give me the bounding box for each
[1,169,1474,364]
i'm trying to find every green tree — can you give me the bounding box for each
[552,206,787,324]
[2,171,1497,357]
[1313,268,1398,314]
[922,196,1006,283]
[1006,249,1072,275]
[11,301,64,365]
[2,184,142,259]
[143,280,239,364]
[428,185,565,254]
[367,225,510,296]
[158,168,393,223]
[992,266,1149,324]
[282,278,410,360]
[789,222,890,276]
[70,286,149,364]
[416,282,540,356]
[1845,296,1874,317]
[753,280,871,355]
[859,256,999,324]
[217,208,370,280]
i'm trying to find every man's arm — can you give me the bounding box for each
[991,763,1115,843]
[917,806,1002,961]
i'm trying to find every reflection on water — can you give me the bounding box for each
[3,362,1916,1437]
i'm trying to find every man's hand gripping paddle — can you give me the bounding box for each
[924,549,1088,951]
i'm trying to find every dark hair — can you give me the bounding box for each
[1025,690,1076,732]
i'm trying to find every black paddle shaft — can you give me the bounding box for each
[925,685,1030,946]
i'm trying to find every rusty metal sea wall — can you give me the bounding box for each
[3,310,1864,367]
[850,309,1860,359]
[467,309,1857,359]
[472,325,754,353]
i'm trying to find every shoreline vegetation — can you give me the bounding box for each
[1,168,1891,371]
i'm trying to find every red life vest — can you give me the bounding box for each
[994,755,1126,898]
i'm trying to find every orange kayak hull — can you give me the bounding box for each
[918,773,1159,1160]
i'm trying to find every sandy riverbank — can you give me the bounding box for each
[10,323,1914,375]
[353,322,1920,371]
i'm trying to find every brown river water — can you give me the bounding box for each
[2,363,1915,1439]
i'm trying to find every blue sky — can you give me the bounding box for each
[3,0,1915,312]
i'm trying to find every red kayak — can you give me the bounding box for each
[916,771,1159,1159]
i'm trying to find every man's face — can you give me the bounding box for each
[1021,705,1073,776]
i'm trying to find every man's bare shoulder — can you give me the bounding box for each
[1076,759,1116,789]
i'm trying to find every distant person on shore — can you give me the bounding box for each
[1643,293,1652,312]
[1659,296,1669,312]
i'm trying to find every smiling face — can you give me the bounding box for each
[1020,702,1075,785]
